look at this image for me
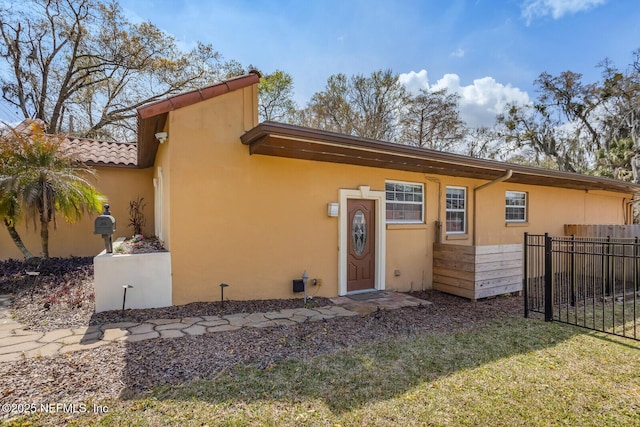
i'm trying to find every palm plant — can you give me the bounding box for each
[0,121,105,258]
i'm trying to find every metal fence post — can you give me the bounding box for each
[571,235,576,307]
[633,236,640,292]
[544,233,553,322]
[606,236,612,297]
[524,232,529,318]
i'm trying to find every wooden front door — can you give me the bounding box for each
[347,199,376,292]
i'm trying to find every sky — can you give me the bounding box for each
[118,0,640,128]
[2,0,640,129]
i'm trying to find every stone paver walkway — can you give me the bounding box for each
[0,295,358,363]
[0,291,429,363]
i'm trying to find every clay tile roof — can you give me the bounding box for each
[5,119,137,167]
[63,137,137,167]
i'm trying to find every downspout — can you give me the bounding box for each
[625,196,640,224]
[425,176,442,243]
[473,170,513,245]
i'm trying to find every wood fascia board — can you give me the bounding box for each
[242,122,640,195]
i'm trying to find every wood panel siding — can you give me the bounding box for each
[433,243,523,300]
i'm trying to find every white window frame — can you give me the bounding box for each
[505,191,527,223]
[384,180,424,224]
[446,186,466,234]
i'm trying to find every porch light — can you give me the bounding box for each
[155,132,168,144]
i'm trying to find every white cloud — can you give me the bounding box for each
[450,48,465,58]
[397,69,429,95]
[522,0,607,24]
[399,70,531,128]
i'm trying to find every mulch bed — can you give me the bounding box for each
[0,257,332,331]
[0,257,523,410]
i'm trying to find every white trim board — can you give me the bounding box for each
[338,186,386,296]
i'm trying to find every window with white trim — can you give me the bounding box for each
[446,186,466,233]
[385,181,424,223]
[506,191,527,222]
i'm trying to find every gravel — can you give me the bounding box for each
[0,258,523,409]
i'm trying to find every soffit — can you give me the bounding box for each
[241,122,640,194]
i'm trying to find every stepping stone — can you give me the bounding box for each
[101,322,139,331]
[0,318,20,326]
[222,313,249,319]
[199,319,228,327]
[283,308,319,317]
[55,334,89,345]
[38,329,74,343]
[59,340,110,354]
[201,315,222,322]
[264,311,292,320]
[148,318,180,325]
[1,333,43,347]
[249,320,276,329]
[0,341,45,355]
[79,332,102,343]
[24,342,63,358]
[0,352,23,362]
[0,323,25,332]
[155,322,186,331]
[273,319,297,326]
[226,317,250,327]
[102,328,130,341]
[307,314,335,322]
[119,331,159,343]
[245,313,268,323]
[328,307,359,316]
[0,330,17,339]
[183,324,207,336]
[128,323,156,335]
[313,307,338,316]
[207,324,241,333]
[289,314,309,323]
[181,317,203,324]
[159,329,184,339]
[72,326,101,335]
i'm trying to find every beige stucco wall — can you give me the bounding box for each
[0,166,154,260]
[473,183,629,246]
[159,84,631,305]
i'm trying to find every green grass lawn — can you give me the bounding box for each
[6,317,640,427]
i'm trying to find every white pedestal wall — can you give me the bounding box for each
[93,250,172,313]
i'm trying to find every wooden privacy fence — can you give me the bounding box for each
[565,224,640,239]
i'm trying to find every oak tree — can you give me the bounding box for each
[0,0,227,141]
[299,69,408,141]
[399,88,466,151]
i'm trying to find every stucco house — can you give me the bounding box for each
[2,71,639,308]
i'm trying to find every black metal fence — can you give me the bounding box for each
[524,233,640,341]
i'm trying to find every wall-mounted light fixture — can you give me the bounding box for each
[327,203,339,217]
[155,132,168,144]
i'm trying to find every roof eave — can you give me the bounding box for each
[241,122,640,195]
[136,72,261,168]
